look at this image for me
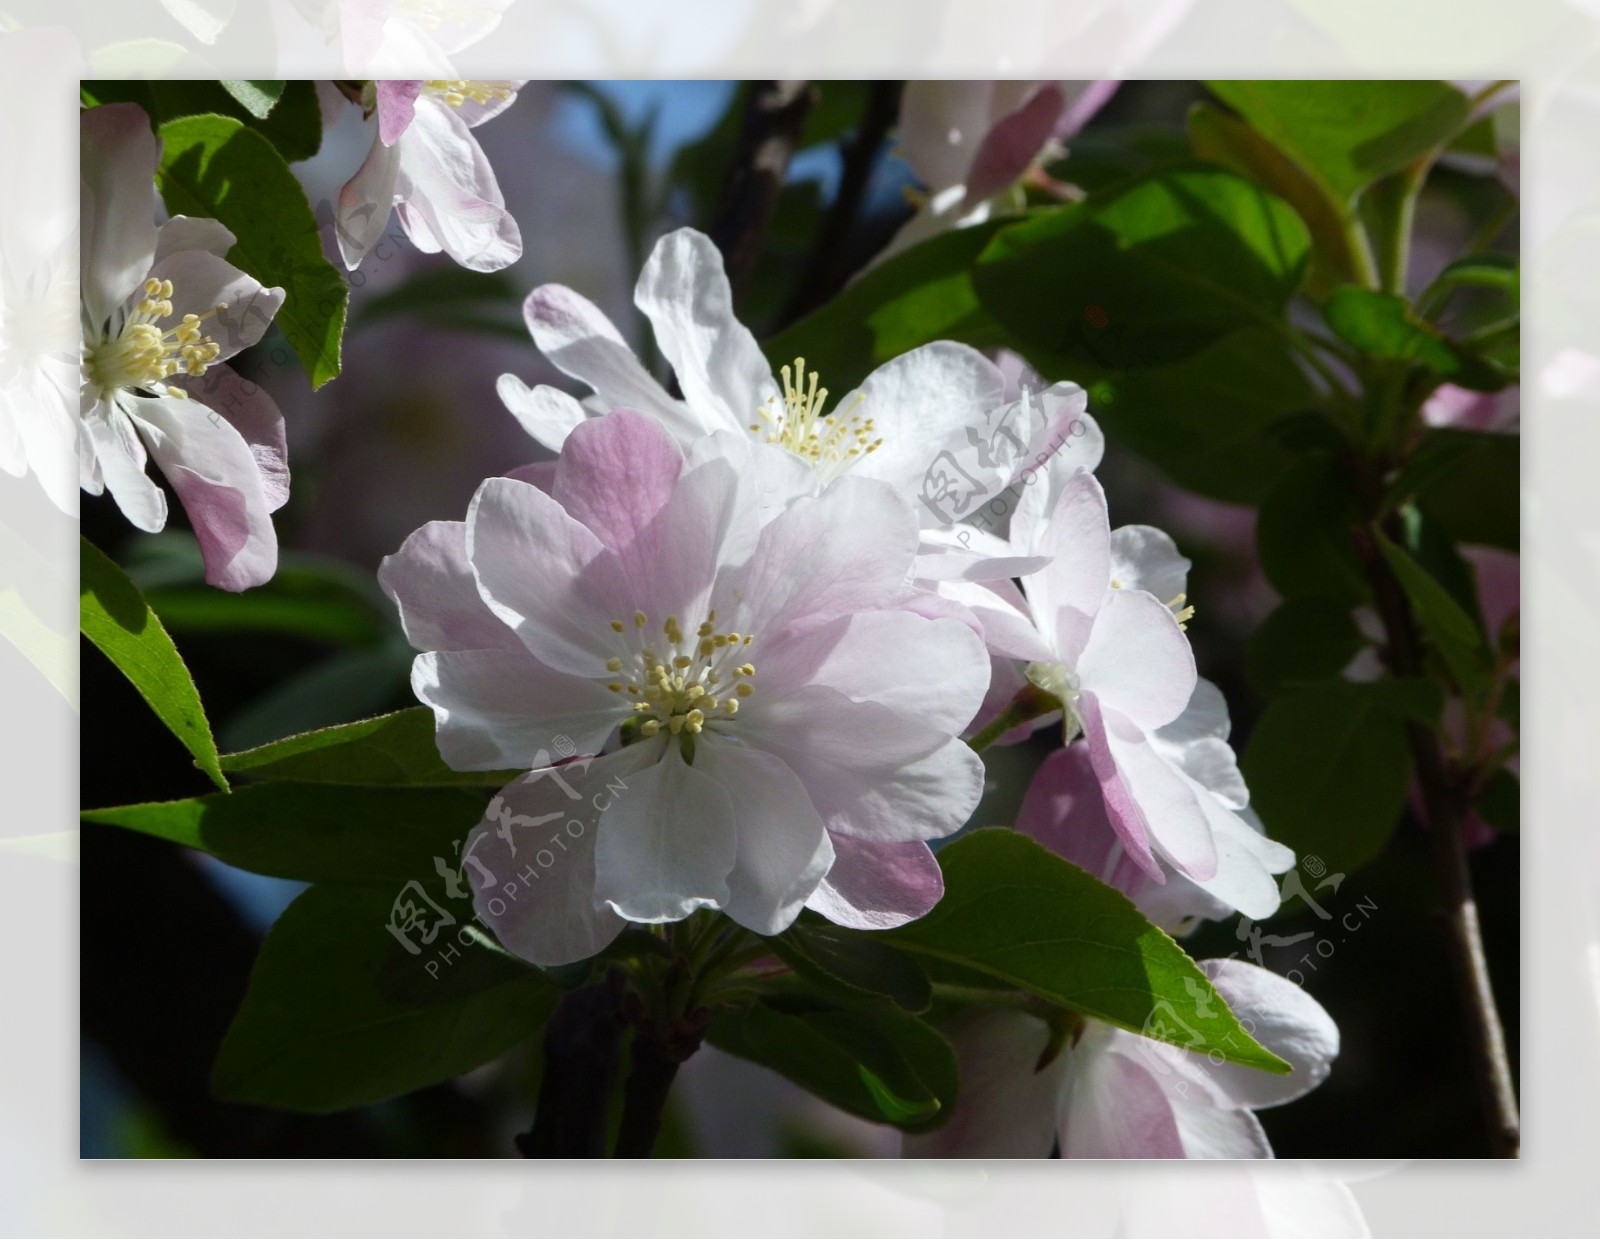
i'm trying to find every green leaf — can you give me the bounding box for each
[1256,454,1369,604]
[1473,768,1519,833]
[1189,100,1360,296]
[768,917,933,1015]
[84,80,323,162]
[80,537,227,793]
[1241,683,1414,876]
[219,707,524,788]
[1206,81,1471,208]
[214,884,557,1112]
[219,80,284,120]
[973,165,1311,371]
[1375,527,1492,693]
[156,114,347,387]
[1420,253,1519,307]
[1410,429,1519,552]
[706,998,958,1130]
[1245,596,1364,697]
[219,643,415,753]
[81,782,487,884]
[762,218,1009,396]
[883,830,1290,1075]
[1323,286,1465,375]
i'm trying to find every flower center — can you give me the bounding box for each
[1025,661,1082,741]
[424,79,513,109]
[87,278,225,398]
[604,610,755,749]
[750,356,882,483]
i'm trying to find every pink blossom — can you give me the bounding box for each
[335,80,524,272]
[379,409,988,963]
[79,103,288,591]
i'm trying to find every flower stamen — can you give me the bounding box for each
[750,356,883,483]
[87,277,226,397]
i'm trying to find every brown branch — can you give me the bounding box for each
[1355,520,1521,1157]
[517,971,627,1157]
[709,80,816,302]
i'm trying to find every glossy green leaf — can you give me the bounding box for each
[219,707,524,788]
[1241,683,1414,876]
[1206,81,1471,207]
[973,165,1311,370]
[883,830,1290,1074]
[769,917,933,1015]
[1256,455,1369,604]
[81,782,487,884]
[80,537,227,792]
[1323,287,1463,374]
[762,219,1009,396]
[219,80,284,119]
[84,79,323,162]
[1245,596,1364,697]
[214,884,556,1112]
[156,114,347,387]
[706,998,958,1130]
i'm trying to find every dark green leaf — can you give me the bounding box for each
[1245,596,1364,697]
[1411,429,1519,551]
[1323,286,1463,374]
[1206,81,1471,207]
[219,707,523,788]
[1375,527,1492,694]
[156,114,347,387]
[219,80,284,119]
[1256,455,1369,604]
[706,998,958,1130]
[973,165,1311,370]
[214,884,556,1112]
[1047,124,1192,195]
[1342,677,1447,727]
[799,80,870,148]
[769,917,933,1015]
[218,642,416,753]
[84,79,323,162]
[80,536,228,793]
[1241,683,1414,875]
[884,830,1289,1074]
[762,218,1008,396]
[81,782,487,884]
[1473,768,1519,833]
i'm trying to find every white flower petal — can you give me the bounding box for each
[1110,523,1191,603]
[1076,587,1197,732]
[80,103,159,329]
[378,519,521,653]
[496,374,587,453]
[903,1008,1061,1157]
[84,397,165,533]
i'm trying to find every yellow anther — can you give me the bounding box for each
[611,620,625,633]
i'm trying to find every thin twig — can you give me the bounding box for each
[1355,521,1521,1157]
[709,80,816,303]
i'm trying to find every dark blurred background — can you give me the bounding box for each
[80,79,1518,1157]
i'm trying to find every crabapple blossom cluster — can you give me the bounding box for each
[383,227,1334,1157]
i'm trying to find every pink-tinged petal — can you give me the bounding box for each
[464,475,612,675]
[742,684,985,844]
[84,398,166,532]
[1055,80,1121,141]
[1109,524,1190,603]
[1076,692,1162,881]
[1017,745,1153,899]
[1008,407,1106,555]
[154,214,234,262]
[1182,796,1288,921]
[378,520,519,653]
[633,228,773,436]
[684,430,818,523]
[145,249,285,363]
[1076,587,1196,731]
[335,133,400,270]
[376,79,423,145]
[1168,1100,1273,1159]
[807,834,943,931]
[452,81,525,129]
[81,102,160,328]
[169,363,288,510]
[913,524,1049,583]
[897,81,1042,195]
[1058,1042,1186,1158]
[551,410,685,553]
[392,99,520,272]
[470,746,659,967]
[1151,681,1248,811]
[1197,959,1339,1109]
[123,394,277,591]
[412,647,621,770]
[842,342,1007,514]
[740,476,920,636]
[521,283,699,432]
[935,577,1055,662]
[756,610,989,735]
[1096,698,1219,882]
[1026,469,1111,666]
[903,1009,1061,1157]
[594,744,737,923]
[695,739,833,935]
[338,0,391,75]
[964,82,1064,203]
[496,374,588,452]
